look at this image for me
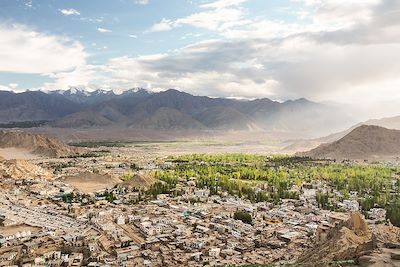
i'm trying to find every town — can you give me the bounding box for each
[1,145,399,266]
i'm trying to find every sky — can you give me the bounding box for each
[0,0,400,117]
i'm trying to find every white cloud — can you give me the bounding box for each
[80,17,104,23]
[60,8,81,16]
[0,85,9,91]
[0,83,24,92]
[135,0,149,5]
[129,34,138,38]
[176,8,246,31]
[148,8,247,32]
[148,19,174,32]
[200,0,248,9]
[221,19,316,39]
[0,23,86,74]
[147,0,249,32]
[294,0,381,30]
[43,65,102,90]
[24,0,33,9]
[8,83,18,89]
[97,27,112,33]
[91,40,279,98]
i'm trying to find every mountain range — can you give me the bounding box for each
[0,88,355,137]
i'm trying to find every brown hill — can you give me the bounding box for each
[284,115,400,153]
[0,130,76,158]
[0,157,53,180]
[299,125,400,160]
[119,173,155,190]
[61,172,122,194]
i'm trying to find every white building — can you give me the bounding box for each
[368,208,386,221]
[209,248,221,258]
[340,200,359,211]
[194,189,210,198]
[116,215,125,225]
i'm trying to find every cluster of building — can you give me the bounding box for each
[0,150,391,267]
[1,173,382,267]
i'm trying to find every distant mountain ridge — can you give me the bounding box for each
[0,90,83,122]
[0,88,355,137]
[299,125,400,160]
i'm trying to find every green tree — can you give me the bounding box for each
[234,210,252,225]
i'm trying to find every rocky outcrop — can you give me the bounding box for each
[297,212,400,267]
[0,157,53,180]
[0,130,76,157]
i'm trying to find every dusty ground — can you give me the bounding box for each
[16,126,337,155]
[26,127,299,147]
[60,172,122,194]
[0,148,40,160]
[117,140,283,155]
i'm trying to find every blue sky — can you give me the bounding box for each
[0,0,400,117]
[0,0,302,90]
[0,0,300,61]
[0,0,310,93]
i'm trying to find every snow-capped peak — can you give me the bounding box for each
[92,89,116,95]
[113,87,150,95]
[66,87,91,96]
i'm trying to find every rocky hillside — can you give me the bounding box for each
[297,212,400,267]
[299,125,400,160]
[0,130,76,157]
[0,156,53,180]
[284,115,400,153]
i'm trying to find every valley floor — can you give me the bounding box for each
[25,127,316,153]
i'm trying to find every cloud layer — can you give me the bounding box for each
[0,24,86,74]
